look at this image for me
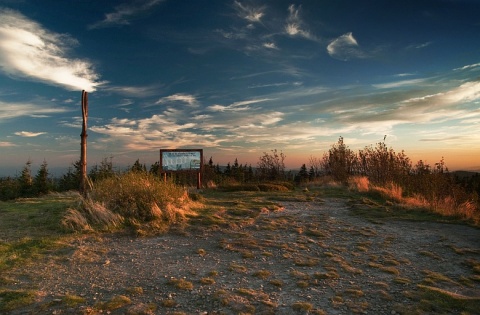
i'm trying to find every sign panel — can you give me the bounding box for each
[160,149,203,172]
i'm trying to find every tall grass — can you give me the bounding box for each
[349,176,480,225]
[62,172,199,234]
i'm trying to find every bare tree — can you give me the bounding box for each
[256,149,286,181]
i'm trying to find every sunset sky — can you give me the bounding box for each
[1,0,479,176]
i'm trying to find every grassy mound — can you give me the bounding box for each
[62,172,198,235]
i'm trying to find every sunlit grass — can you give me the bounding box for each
[0,289,36,312]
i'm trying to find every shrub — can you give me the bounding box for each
[90,172,190,221]
[62,172,197,233]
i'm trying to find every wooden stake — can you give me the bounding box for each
[80,90,88,196]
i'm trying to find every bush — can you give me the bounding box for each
[257,183,290,192]
[0,177,19,201]
[62,172,198,234]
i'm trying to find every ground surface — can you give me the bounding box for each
[5,198,480,314]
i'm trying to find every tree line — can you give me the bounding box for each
[1,139,479,210]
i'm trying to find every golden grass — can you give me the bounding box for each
[167,277,194,290]
[349,176,480,225]
[96,295,131,311]
[252,269,272,279]
[292,301,313,311]
[61,172,199,234]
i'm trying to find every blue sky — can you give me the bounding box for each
[1,0,479,176]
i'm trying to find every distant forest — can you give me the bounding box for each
[1,138,479,208]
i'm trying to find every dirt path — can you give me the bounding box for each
[7,198,480,314]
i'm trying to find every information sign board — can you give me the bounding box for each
[160,149,203,172]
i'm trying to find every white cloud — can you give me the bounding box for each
[207,98,272,112]
[14,131,46,137]
[454,63,480,71]
[155,93,198,107]
[263,42,278,49]
[88,0,164,29]
[104,84,164,97]
[327,32,365,61]
[233,1,265,23]
[285,4,315,40]
[0,8,102,92]
[373,79,426,89]
[0,100,70,121]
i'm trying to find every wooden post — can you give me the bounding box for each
[80,90,88,196]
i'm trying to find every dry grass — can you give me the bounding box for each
[348,176,480,225]
[292,301,313,312]
[61,172,199,234]
[95,295,131,311]
[167,277,194,290]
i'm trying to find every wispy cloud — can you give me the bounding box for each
[454,63,480,71]
[0,141,17,147]
[88,0,164,29]
[285,4,315,40]
[155,93,198,107]
[0,8,102,92]
[104,83,164,97]
[263,42,278,49]
[233,1,265,23]
[327,32,366,61]
[14,131,46,137]
[373,78,426,89]
[0,100,70,121]
[207,98,273,112]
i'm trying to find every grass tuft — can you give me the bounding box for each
[62,172,198,234]
[0,289,36,312]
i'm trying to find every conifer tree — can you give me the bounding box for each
[34,159,50,195]
[18,159,33,197]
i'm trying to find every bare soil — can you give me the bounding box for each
[5,198,480,314]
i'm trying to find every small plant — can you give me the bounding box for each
[269,279,284,287]
[63,294,86,306]
[168,277,194,290]
[292,301,313,312]
[253,269,272,279]
[200,277,215,285]
[161,299,177,307]
[125,286,144,295]
[96,295,131,311]
[296,280,309,288]
[229,263,248,273]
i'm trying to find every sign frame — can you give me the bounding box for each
[159,149,203,188]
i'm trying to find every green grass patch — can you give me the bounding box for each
[0,237,62,271]
[95,295,131,311]
[402,284,480,314]
[0,194,75,241]
[63,294,86,306]
[0,289,36,312]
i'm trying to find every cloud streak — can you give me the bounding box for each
[0,8,102,92]
[155,93,199,107]
[14,131,46,137]
[327,32,365,61]
[0,100,70,121]
[88,0,164,29]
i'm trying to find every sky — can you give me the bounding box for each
[1,0,480,176]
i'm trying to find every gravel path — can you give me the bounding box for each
[7,198,480,314]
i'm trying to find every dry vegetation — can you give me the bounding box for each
[1,153,480,313]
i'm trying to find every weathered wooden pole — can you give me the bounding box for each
[80,90,88,196]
